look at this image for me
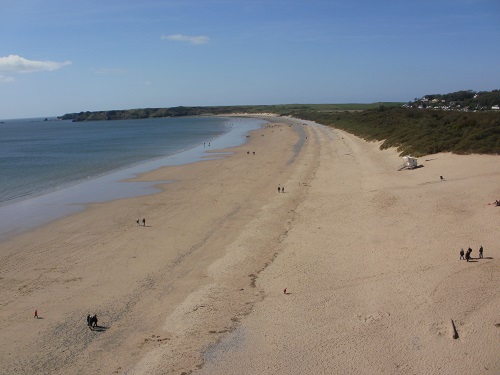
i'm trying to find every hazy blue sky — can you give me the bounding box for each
[1,0,499,118]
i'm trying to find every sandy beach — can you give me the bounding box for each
[1,117,499,374]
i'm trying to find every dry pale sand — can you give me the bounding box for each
[0,117,499,375]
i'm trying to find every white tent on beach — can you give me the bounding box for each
[398,155,418,170]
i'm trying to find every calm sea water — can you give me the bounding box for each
[0,116,264,240]
[0,116,233,205]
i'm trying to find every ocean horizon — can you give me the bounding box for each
[0,116,265,241]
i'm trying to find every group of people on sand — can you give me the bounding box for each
[277,185,285,193]
[136,218,146,227]
[460,245,483,262]
[86,314,98,329]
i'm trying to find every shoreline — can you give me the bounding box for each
[1,116,499,374]
[0,116,264,243]
[0,116,311,374]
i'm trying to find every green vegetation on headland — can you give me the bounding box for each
[59,103,392,122]
[60,90,500,156]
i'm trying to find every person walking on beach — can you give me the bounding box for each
[465,249,471,262]
[467,247,473,258]
[460,248,465,260]
[142,218,146,227]
[479,245,483,259]
[278,186,281,193]
[89,314,98,329]
[136,219,140,226]
[34,309,38,319]
[87,314,91,327]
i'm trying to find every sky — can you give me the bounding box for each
[1,0,499,119]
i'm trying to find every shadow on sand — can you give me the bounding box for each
[470,257,494,262]
[90,325,108,332]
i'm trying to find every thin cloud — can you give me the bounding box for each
[0,75,15,83]
[0,55,72,73]
[161,34,210,45]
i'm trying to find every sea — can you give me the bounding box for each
[0,116,265,241]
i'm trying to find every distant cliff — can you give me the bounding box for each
[59,103,399,122]
[59,106,268,121]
